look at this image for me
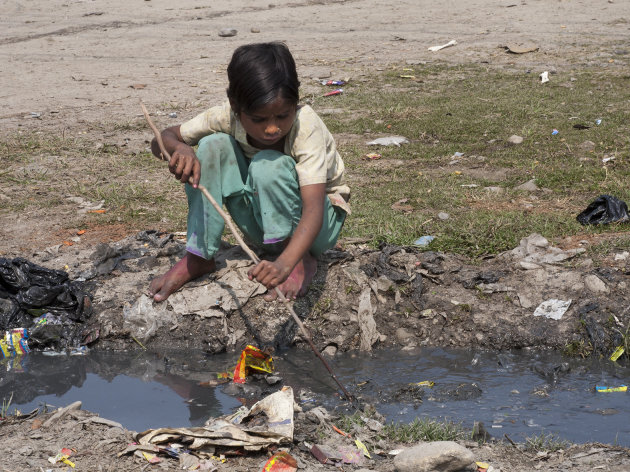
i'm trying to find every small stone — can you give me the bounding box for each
[250,27,260,33]
[395,328,415,343]
[437,212,450,220]
[614,251,629,261]
[507,135,524,145]
[484,186,504,194]
[394,441,475,472]
[322,345,337,356]
[218,28,237,37]
[584,274,609,294]
[265,375,282,385]
[514,179,539,192]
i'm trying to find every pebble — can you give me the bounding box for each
[507,135,523,145]
[251,27,260,33]
[584,274,609,294]
[437,212,450,220]
[514,179,539,192]
[484,186,504,194]
[218,28,237,37]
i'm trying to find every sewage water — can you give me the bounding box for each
[1,347,628,446]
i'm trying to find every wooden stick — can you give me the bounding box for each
[140,103,353,401]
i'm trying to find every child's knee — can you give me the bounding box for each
[248,151,296,183]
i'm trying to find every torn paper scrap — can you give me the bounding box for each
[134,387,294,453]
[533,299,571,320]
[539,71,549,83]
[366,136,409,146]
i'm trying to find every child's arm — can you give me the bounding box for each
[151,125,202,188]
[248,183,326,290]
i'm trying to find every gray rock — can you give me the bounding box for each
[484,186,504,194]
[395,327,415,343]
[507,135,524,144]
[218,28,237,37]
[438,212,450,220]
[265,375,282,385]
[514,178,539,192]
[394,441,475,472]
[584,274,609,294]
[322,344,337,356]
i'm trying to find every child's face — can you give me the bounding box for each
[237,97,297,149]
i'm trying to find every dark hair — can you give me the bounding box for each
[227,42,300,114]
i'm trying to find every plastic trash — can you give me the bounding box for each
[262,451,298,472]
[321,80,345,86]
[355,439,371,458]
[540,71,550,83]
[122,294,176,342]
[363,152,382,160]
[0,257,91,332]
[533,299,571,320]
[168,112,177,118]
[595,119,602,125]
[232,345,273,383]
[576,195,630,225]
[410,380,435,387]
[0,328,30,358]
[610,346,625,362]
[552,129,559,135]
[596,385,627,393]
[413,235,435,247]
[428,39,457,52]
[323,88,343,97]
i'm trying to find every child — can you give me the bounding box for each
[149,42,350,302]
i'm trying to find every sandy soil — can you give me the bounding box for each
[2,1,630,470]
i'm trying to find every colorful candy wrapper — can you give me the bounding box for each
[411,380,435,387]
[321,80,346,86]
[262,451,298,472]
[0,329,30,358]
[323,89,343,97]
[596,385,627,393]
[355,439,371,458]
[233,345,273,383]
[610,346,625,362]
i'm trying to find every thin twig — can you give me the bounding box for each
[140,102,353,401]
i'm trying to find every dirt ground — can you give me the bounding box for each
[2,0,630,470]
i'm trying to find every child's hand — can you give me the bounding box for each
[248,260,291,292]
[169,143,201,187]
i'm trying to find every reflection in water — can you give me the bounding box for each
[1,347,629,445]
[0,350,241,431]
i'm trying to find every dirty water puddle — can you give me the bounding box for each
[1,348,628,445]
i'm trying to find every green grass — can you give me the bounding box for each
[0,133,188,231]
[311,63,630,258]
[524,431,571,452]
[2,63,630,257]
[337,411,467,443]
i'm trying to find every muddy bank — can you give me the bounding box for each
[2,393,629,472]
[4,230,627,362]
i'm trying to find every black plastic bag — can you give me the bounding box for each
[0,257,92,332]
[576,195,630,225]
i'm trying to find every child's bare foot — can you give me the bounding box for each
[264,252,317,301]
[149,252,215,302]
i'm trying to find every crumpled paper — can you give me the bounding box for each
[134,387,294,453]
